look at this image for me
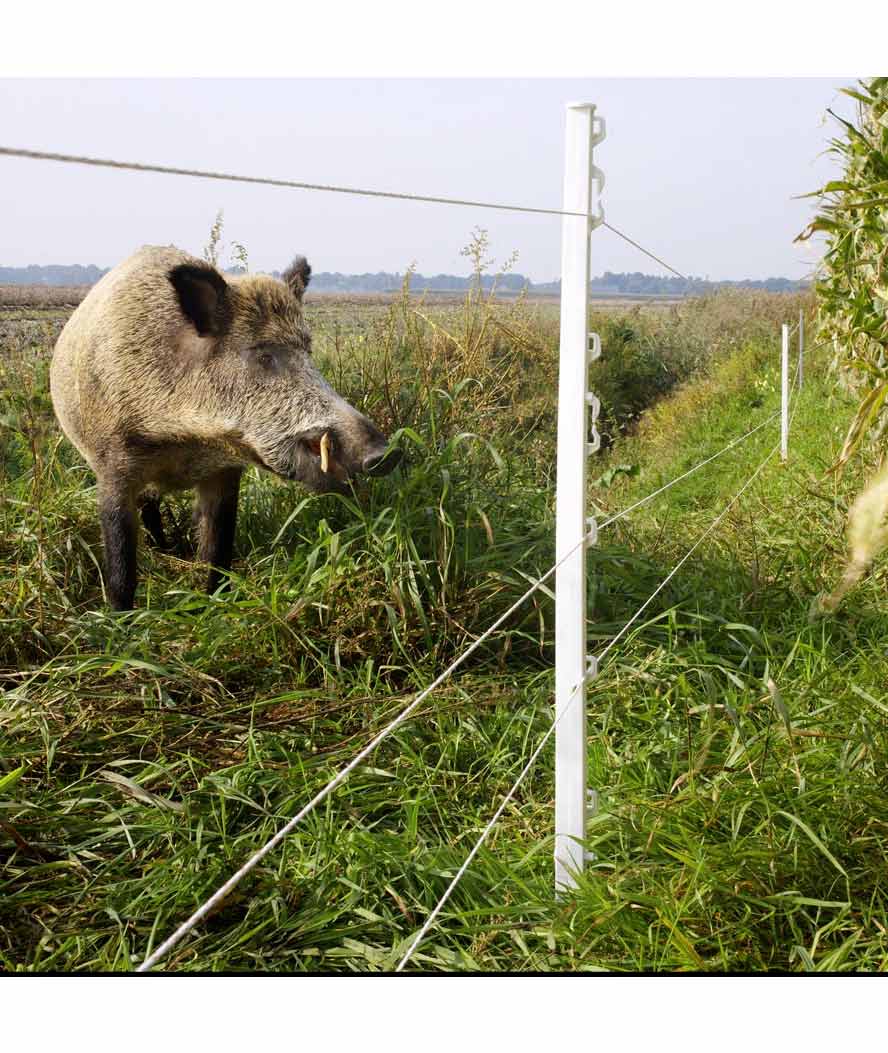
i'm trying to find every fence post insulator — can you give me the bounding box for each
[585,516,598,547]
[555,101,603,893]
[587,381,601,458]
[585,788,599,862]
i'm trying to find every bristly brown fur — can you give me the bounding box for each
[50,244,394,608]
[282,256,312,297]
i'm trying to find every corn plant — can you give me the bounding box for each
[796,77,888,471]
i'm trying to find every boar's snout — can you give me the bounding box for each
[362,447,401,477]
[340,413,401,480]
[356,419,401,477]
[288,413,400,492]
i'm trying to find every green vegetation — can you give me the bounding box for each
[3,268,887,973]
[797,77,888,471]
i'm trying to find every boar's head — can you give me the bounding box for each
[168,255,399,491]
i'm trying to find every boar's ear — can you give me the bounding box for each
[282,256,312,299]
[168,263,232,338]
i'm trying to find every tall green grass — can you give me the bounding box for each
[6,282,887,972]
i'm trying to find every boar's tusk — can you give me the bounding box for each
[319,431,330,474]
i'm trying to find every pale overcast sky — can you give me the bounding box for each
[0,78,856,281]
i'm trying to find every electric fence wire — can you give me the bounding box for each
[1,142,809,971]
[0,145,594,219]
[135,528,594,972]
[597,408,782,531]
[0,145,690,285]
[597,317,813,530]
[394,679,584,972]
[395,435,782,970]
[598,362,802,666]
[395,346,804,970]
[601,222,688,281]
[137,331,803,972]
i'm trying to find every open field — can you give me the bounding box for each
[0,285,93,309]
[5,285,888,973]
[0,284,688,312]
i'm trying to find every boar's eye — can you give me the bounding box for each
[247,345,280,371]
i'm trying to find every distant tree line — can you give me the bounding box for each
[584,271,809,296]
[0,263,810,296]
[280,270,531,293]
[0,264,108,286]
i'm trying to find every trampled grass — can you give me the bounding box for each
[3,283,888,972]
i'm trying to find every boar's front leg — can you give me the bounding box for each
[195,468,243,594]
[98,484,139,610]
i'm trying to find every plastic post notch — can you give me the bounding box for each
[585,654,599,681]
[585,516,598,547]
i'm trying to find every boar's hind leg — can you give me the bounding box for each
[195,468,243,594]
[139,494,168,550]
[98,485,139,610]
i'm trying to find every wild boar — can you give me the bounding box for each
[50,245,398,610]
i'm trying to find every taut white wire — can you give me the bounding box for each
[136,319,801,970]
[140,324,802,972]
[601,222,689,282]
[397,365,804,967]
[598,408,781,531]
[599,365,801,664]
[135,531,592,972]
[0,145,588,220]
[600,322,806,531]
[597,445,779,663]
[0,147,690,280]
[396,445,778,967]
[394,683,580,971]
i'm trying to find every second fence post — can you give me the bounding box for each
[781,322,789,462]
[554,102,604,892]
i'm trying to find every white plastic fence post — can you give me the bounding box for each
[798,309,804,390]
[554,102,604,893]
[781,323,789,462]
